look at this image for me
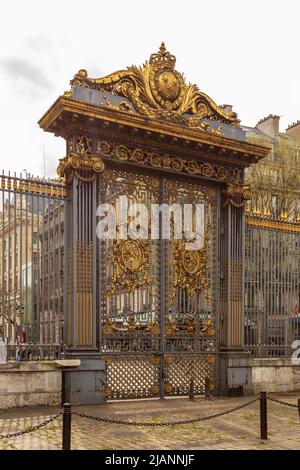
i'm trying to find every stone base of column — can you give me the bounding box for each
[64,358,106,405]
[219,349,254,396]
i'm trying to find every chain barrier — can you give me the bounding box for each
[267,396,299,408]
[73,398,259,427]
[0,413,62,440]
[1,394,299,443]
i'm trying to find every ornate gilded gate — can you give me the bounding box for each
[98,165,217,399]
[38,42,269,403]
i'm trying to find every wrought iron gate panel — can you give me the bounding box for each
[104,354,160,399]
[98,167,218,399]
[163,178,217,395]
[98,167,161,399]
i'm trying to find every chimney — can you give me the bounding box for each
[286,121,300,140]
[256,114,280,138]
[220,104,233,114]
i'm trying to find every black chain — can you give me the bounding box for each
[73,398,259,427]
[0,413,62,440]
[267,396,299,408]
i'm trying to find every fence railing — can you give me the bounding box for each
[245,215,300,358]
[0,172,67,359]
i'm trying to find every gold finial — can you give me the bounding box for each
[280,211,287,221]
[159,42,166,54]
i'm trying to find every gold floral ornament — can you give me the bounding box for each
[165,319,177,336]
[70,42,240,128]
[103,355,113,366]
[207,354,215,365]
[150,355,160,365]
[164,383,174,393]
[146,320,160,336]
[150,384,160,395]
[104,385,112,397]
[108,239,151,296]
[185,315,196,333]
[103,319,117,335]
[57,135,105,183]
[201,319,215,337]
[126,313,138,331]
[164,354,173,364]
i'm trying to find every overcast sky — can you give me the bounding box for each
[0,0,299,177]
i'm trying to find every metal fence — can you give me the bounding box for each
[244,214,300,357]
[0,172,67,360]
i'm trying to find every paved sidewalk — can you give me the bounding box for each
[0,393,300,450]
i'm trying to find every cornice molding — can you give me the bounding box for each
[39,96,270,166]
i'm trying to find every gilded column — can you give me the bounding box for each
[59,139,104,353]
[219,183,253,393]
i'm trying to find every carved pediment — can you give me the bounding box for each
[70,42,240,129]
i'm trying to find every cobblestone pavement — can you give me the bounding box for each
[0,393,300,450]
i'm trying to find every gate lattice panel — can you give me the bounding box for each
[164,354,216,396]
[104,354,160,399]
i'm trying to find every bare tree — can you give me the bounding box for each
[246,134,300,220]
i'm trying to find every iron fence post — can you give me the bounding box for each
[298,398,300,422]
[61,370,66,407]
[205,377,211,399]
[189,376,194,400]
[260,391,268,440]
[62,403,72,450]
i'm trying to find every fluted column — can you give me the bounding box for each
[60,147,104,354]
[219,183,253,394]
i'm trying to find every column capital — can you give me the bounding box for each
[222,183,252,209]
[57,151,104,183]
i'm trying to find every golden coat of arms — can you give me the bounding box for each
[70,42,239,128]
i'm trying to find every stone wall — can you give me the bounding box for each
[220,354,300,395]
[252,358,300,393]
[0,361,61,409]
[1,358,299,409]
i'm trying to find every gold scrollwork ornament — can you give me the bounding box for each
[108,239,150,296]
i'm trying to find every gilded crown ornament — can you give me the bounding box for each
[149,42,176,67]
[70,42,239,128]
